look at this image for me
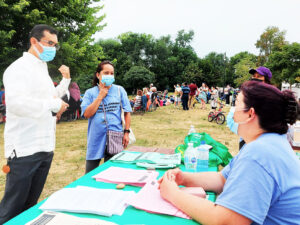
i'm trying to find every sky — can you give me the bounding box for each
[94,0,300,58]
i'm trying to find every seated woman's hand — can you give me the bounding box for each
[159,171,180,202]
[158,168,185,186]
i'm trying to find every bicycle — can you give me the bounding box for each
[207,103,226,125]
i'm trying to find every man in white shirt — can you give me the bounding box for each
[0,24,70,224]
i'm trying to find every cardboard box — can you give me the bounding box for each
[289,122,300,148]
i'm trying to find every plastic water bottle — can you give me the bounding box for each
[184,143,198,172]
[196,141,209,172]
[188,125,196,135]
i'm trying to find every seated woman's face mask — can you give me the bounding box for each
[101,75,115,86]
[227,107,250,135]
[227,107,239,135]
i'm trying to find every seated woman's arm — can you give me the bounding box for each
[181,171,226,194]
[159,169,251,225]
[159,169,225,194]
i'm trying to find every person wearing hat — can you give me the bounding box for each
[249,66,272,84]
[227,66,273,150]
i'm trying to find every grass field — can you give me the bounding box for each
[0,103,240,202]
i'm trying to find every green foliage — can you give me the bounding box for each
[182,61,203,84]
[229,51,257,86]
[234,57,256,87]
[96,30,199,90]
[73,73,93,94]
[266,42,300,86]
[200,52,228,87]
[255,26,287,65]
[0,0,105,85]
[123,66,155,93]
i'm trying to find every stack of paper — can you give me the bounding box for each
[126,181,190,219]
[39,186,135,217]
[92,167,159,187]
[110,151,181,168]
[110,151,141,164]
[26,211,118,225]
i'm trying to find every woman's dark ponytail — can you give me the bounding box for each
[282,90,298,125]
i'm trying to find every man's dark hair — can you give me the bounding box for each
[29,24,58,42]
[184,82,188,86]
[1,85,4,89]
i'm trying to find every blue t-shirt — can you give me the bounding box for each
[0,91,4,104]
[81,85,132,160]
[182,86,190,95]
[216,133,300,225]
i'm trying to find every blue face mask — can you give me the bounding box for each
[226,107,239,135]
[34,42,56,62]
[101,75,115,86]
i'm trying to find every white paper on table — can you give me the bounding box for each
[110,151,142,163]
[39,186,135,217]
[143,152,181,165]
[92,167,159,186]
[25,211,118,225]
[126,181,190,219]
[110,152,182,165]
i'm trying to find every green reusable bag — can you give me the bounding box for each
[175,132,233,167]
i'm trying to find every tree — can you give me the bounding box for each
[234,57,256,87]
[95,30,199,91]
[200,52,227,87]
[0,0,105,86]
[123,66,155,93]
[182,61,203,84]
[255,26,287,65]
[175,30,194,48]
[228,51,257,86]
[266,42,300,86]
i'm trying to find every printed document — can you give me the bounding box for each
[110,151,181,166]
[25,211,118,225]
[127,181,190,219]
[39,186,134,217]
[92,167,159,187]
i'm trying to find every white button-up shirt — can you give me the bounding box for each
[3,52,70,158]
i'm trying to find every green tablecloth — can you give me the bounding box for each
[5,157,218,225]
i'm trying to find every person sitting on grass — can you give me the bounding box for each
[159,80,300,225]
[133,89,142,112]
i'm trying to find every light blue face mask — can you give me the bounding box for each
[34,42,56,62]
[101,75,115,86]
[227,106,249,135]
[226,107,239,135]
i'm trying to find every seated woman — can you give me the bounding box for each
[141,88,149,111]
[133,90,142,112]
[159,81,300,225]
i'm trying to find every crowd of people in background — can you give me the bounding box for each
[129,81,240,113]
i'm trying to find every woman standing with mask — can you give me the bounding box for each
[81,61,132,173]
